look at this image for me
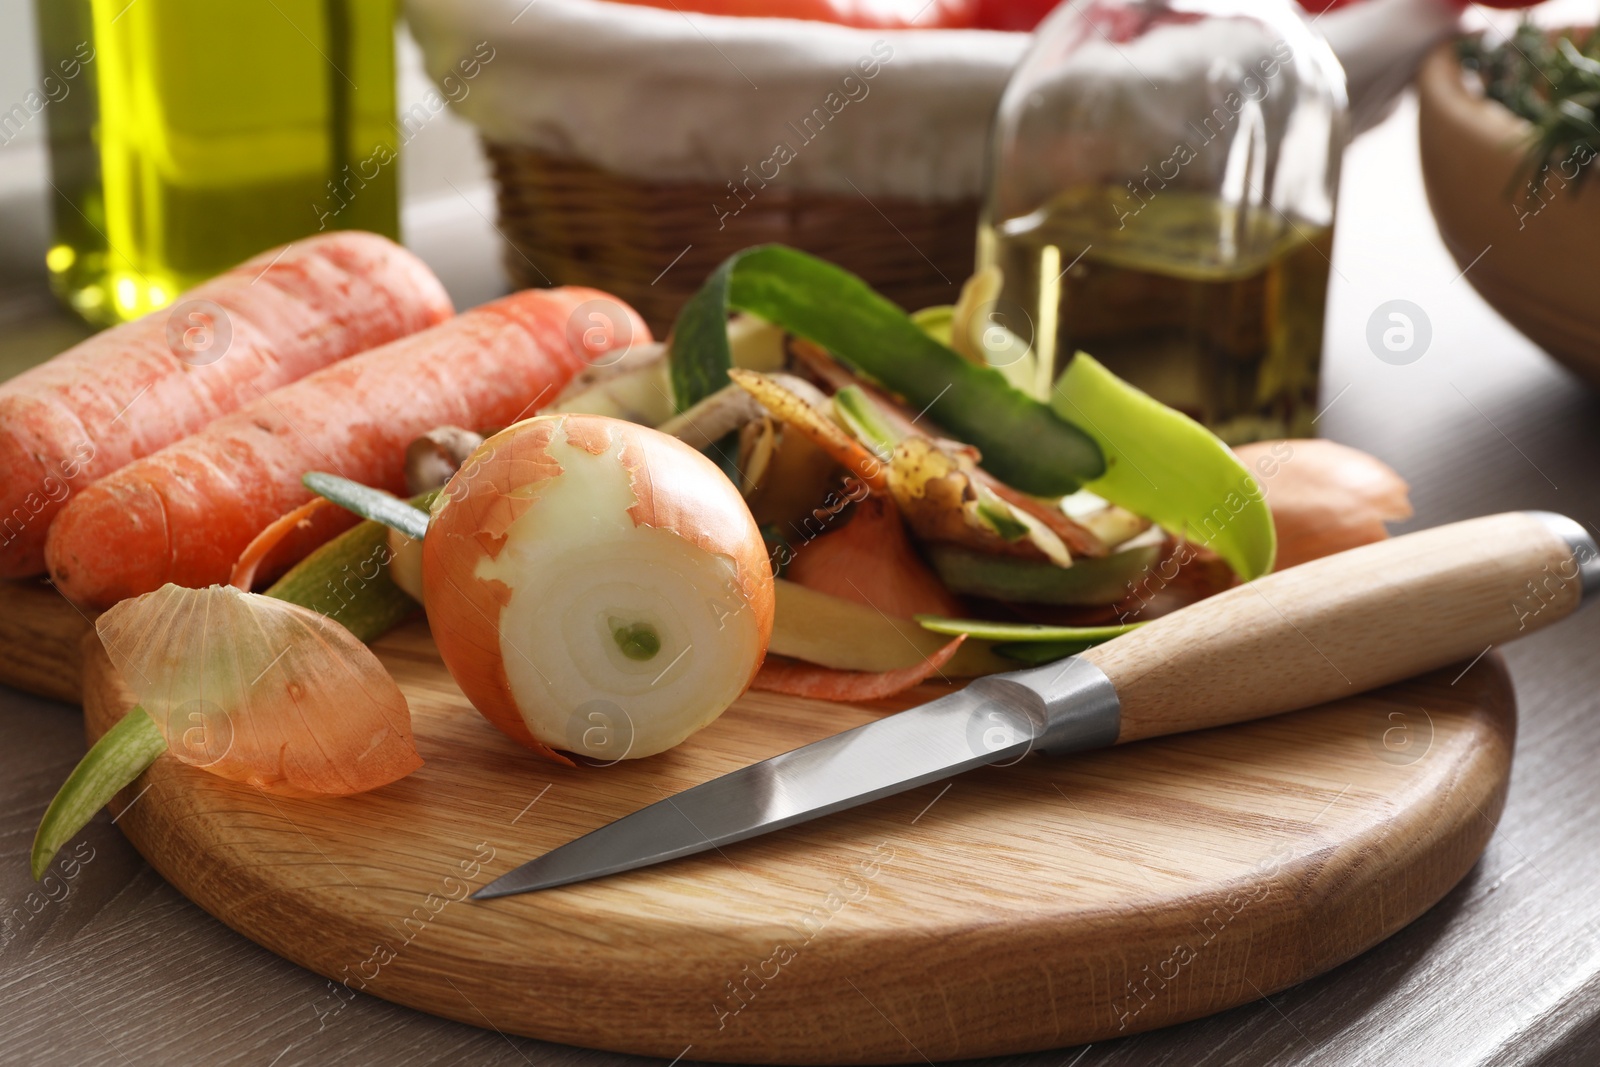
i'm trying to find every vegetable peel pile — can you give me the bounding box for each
[28,238,1413,881]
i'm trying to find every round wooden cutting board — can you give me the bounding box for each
[0,579,94,703]
[81,622,1514,1065]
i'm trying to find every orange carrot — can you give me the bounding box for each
[46,289,649,609]
[0,232,452,579]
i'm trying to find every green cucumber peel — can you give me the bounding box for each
[926,542,1163,606]
[668,245,1105,496]
[914,615,1143,644]
[1051,352,1276,581]
[303,472,430,540]
[992,640,1103,665]
[31,708,164,880]
[34,488,433,880]
[264,516,421,644]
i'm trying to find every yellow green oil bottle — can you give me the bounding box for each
[980,188,1333,444]
[33,0,399,327]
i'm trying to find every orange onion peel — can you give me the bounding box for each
[752,636,966,702]
[424,413,775,762]
[95,584,422,797]
[1234,440,1413,570]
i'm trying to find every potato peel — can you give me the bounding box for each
[888,437,1071,566]
[728,369,889,494]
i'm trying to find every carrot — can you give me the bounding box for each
[45,289,649,609]
[0,232,452,579]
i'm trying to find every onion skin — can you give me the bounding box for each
[1235,439,1413,570]
[95,584,421,797]
[424,414,774,761]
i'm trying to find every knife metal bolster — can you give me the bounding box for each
[967,655,1122,758]
[1526,511,1600,602]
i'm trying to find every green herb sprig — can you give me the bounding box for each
[1460,21,1600,192]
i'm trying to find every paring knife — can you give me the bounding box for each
[474,511,1598,899]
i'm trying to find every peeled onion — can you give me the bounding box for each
[423,414,775,762]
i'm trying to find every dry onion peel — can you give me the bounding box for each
[95,584,422,797]
[425,414,774,762]
[37,499,426,877]
[1234,439,1412,570]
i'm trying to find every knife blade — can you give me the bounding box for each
[475,511,1598,899]
[473,659,1120,897]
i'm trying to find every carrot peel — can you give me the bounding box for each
[229,497,342,591]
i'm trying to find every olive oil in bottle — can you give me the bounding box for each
[978,0,1346,444]
[980,189,1333,444]
[34,0,399,326]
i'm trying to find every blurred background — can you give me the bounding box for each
[0,0,502,382]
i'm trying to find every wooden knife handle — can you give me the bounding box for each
[1081,512,1596,744]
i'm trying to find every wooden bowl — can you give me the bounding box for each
[1417,40,1600,385]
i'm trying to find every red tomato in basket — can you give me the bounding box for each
[973,0,1059,31]
[602,0,980,27]
[973,0,1544,34]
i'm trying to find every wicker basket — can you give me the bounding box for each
[484,142,980,337]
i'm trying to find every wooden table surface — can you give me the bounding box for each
[3,94,1598,1067]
